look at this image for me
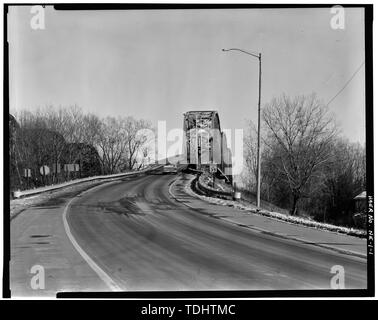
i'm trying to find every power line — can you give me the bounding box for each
[326,61,365,106]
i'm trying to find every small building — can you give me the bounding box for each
[353,191,367,229]
[354,191,367,213]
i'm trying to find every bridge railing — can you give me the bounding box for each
[12,164,164,199]
[195,173,233,200]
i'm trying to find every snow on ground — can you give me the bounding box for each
[9,179,111,220]
[200,174,233,193]
[183,174,366,238]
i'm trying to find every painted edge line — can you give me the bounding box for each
[62,182,123,292]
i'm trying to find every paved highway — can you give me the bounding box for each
[11,172,367,295]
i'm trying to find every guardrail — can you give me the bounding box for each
[195,174,233,200]
[12,164,164,199]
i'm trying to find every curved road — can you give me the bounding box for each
[65,173,367,291]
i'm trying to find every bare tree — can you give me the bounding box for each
[10,106,153,188]
[262,94,337,215]
[307,139,366,224]
[96,116,153,174]
[243,120,286,206]
[11,106,103,187]
[243,121,258,191]
[123,117,153,171]
[95,117,128,174]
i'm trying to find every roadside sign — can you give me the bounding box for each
[64,164,74,172]
[209,164,217,173]
[23,168,31,178]
[64,164,80,172]
[40,165,50,176]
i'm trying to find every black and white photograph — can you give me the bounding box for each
[3,3,374,299]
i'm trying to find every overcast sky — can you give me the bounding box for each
[9,6,366,144]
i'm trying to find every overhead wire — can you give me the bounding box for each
[326,61,365,106]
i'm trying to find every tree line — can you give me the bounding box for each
[9,105,153,193]
[243,94,366,228]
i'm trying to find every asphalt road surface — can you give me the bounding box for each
[11,173,367,295]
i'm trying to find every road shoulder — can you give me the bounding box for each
[10,181,117,297]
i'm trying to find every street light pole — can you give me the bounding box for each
[256,53,261,209]
[222,48,262,208]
